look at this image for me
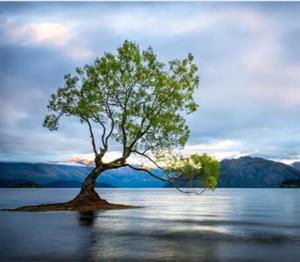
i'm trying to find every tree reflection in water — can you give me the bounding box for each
[78,211,96,226]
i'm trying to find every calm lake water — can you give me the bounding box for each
[0,188,300,261]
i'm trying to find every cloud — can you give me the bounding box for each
[0,2,299,163]
[180,140,244,160]
[22,22,69,46]
[98,7,272,37]
[3,20,95,60]
[104,10,218,36]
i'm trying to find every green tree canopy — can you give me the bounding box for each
[43,40,219,194]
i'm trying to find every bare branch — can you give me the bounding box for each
[82,117,98,157]
[140,145,156,154]
[120,84,135,156]
[125,164,207,195]
[128,124,151,150]
[92,114,107,149]
[105,120,114,146]
[128,103,164,151]
[132,150,168,172]
[103,90,115,148]
[98,121,107,149]
[120,117,127,155]
[125,164,171,182]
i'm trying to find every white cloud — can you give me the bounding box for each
[100,7,300,108]
[27,22,70,46]
[181,140,244,160]
[3,20,95,60]
[1,3,299,163]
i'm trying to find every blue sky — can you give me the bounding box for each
[0,2,299,164]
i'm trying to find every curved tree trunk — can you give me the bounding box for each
[70,166,107,205]
[7,164,137,211]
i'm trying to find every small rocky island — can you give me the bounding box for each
[280,179,300,188]
[15,181,41,188]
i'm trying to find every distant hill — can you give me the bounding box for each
[44,180,115,188]
[0,178,114,188]
[218,157,300,187]
[97,167,165,188]
[165,156,300,188]
[1,157,300,188]
[0,162,165,188]
[0,162,91,184]
[292,162,300,171]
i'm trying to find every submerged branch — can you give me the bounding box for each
[175,187,206,195]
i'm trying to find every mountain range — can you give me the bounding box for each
[0,162,164,188]
[292,161,300,171]
[218,157,300,187]
[0,157,300,188]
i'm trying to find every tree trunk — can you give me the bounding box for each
[70,166,107,205]
[6,164,137,211]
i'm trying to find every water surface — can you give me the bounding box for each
[0,188,299,261]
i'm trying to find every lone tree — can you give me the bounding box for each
[15,41,220,211]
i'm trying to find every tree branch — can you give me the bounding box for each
[125,163,207,195]
[125,164,171,182]
[105,120,114,147]
[128,124,151,150]
[128,102,164,151]
[92,114,107,149]
[98,120,107,149]
[82,117,98,157]
[120,84,135,156]
[103,91,115,149]
[132,150,168,172]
